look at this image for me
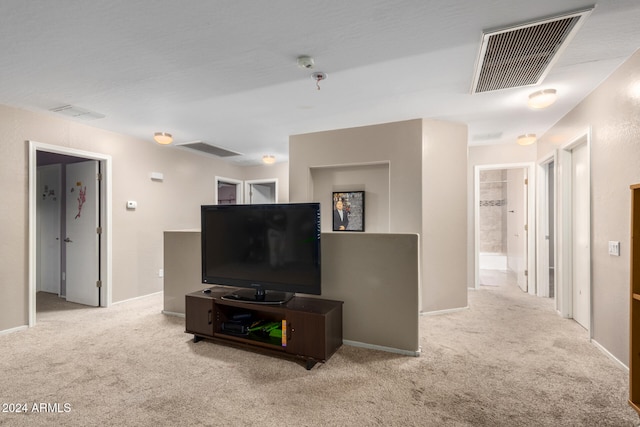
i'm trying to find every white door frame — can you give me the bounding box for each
[536,151,558,299]
[245,178,278,204]
[214,176,243,204]
[28,141,113,326]
[474,162,536,291]
[557,131,591,334]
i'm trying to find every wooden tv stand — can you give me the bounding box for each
[185,288,343,369]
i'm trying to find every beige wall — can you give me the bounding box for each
[289,119,468,313]
[320,233,420,353]
[289,119,424,235]
[311,163,390,233]
[0,104,286,331]
[238,162,289,203]
[536,49,640,366]
[163,230,203,315]
[421,120,468,312]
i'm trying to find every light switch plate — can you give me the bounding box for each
[608,241,620,256]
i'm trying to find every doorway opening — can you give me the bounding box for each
[215,176,243,204]
[558,134,591,332]
[474,163,536,293]
[245,179,278,204]
[29,141,112,327]
[536,152,557,304]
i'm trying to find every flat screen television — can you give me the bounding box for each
[201,203,321,304]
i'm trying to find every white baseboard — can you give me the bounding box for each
[0,325,28,336]
[162,310,185,318]
[343,340,421,357]
[112,291,163,305]
[591,338,628,372]
[420,306,469,316]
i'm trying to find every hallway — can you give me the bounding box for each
[419,269,637,425]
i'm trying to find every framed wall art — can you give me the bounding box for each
[332,191,365,232]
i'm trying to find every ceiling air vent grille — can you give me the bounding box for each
[50,105,105,120]
[177,141,242,158]
[471,8,593,93]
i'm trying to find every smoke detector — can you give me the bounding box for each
[297,56,315,69]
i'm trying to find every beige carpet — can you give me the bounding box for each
[0,271,638,426]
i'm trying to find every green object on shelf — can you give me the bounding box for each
[269,328,282,339]
[247,320,282,338]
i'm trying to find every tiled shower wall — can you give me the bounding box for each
[479,170,507,253]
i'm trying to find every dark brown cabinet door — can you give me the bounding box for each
[286,311,327,361]
[185,295,214,337]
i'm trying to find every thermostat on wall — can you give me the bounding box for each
[150,172,164,181]
[126,201,137,210]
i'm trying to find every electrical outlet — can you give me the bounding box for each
[608,241,620,256]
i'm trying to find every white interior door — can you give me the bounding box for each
[548,161,556,300]
[537,159,556,299]
[572,142,590,329]
[507,168,527,292]
[65,160,100,306]
[522,169,529,292]
[37,164,61,294]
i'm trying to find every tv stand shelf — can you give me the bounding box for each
[185,289,343,369]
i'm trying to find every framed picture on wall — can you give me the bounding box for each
[332,191,365,232]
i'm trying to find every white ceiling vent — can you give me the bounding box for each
[177,141,242,157]
[50,105,105,120]
[471,8,593,93]
[472,131,504,143]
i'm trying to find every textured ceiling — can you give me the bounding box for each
[1,1,639,165]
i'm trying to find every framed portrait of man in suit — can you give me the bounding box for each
[332,191,365,232]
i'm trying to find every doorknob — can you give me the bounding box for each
[64,237,72,243]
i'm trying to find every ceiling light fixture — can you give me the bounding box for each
[517,134,537,146]
[528,89,558,109]
[154,132,173,145]
[262,155,276,164]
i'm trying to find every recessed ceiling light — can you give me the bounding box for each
[154,132,173,145]
[517,134,537,146]
[528,89,557,109]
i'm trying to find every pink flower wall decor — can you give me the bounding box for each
[75,186,86,219]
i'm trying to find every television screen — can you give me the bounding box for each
[201,203,321,303]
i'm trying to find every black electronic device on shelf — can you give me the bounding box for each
[201,203,321,304]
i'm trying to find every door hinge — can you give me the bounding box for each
[96,280,102,288]
[524,178,528,185]
[97,173,103,181]
[96,226,102,234]
[524,270,528,276]
[524,224,528,231]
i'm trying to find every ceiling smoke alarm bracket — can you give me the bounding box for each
[297,56,315,69]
